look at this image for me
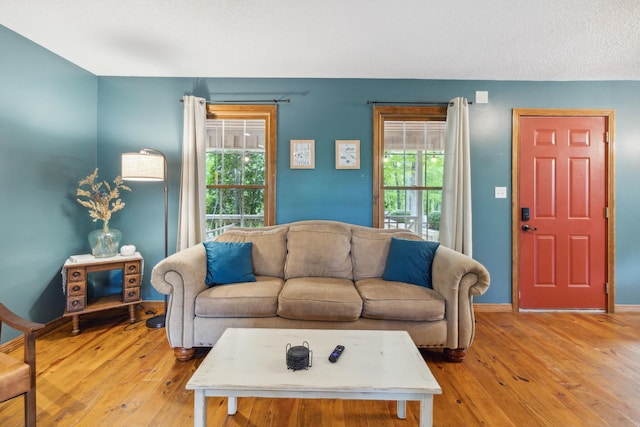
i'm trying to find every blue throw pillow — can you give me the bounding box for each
[203,241,256,286]
[382,237,440,288]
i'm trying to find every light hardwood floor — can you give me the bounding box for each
[1,308,639,426]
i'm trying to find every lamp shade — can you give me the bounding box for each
[121,152,165,181]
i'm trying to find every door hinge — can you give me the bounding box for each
[605,132,610,143]
[605,207,609,219]
[605,283,609,294]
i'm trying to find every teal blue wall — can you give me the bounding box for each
[97,77,640,306]
[0,26,97,340]
[2,22,639,344]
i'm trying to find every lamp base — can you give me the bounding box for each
[146,314,166,329]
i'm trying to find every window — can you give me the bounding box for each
[373,106,446,241]
[205,104,277,237]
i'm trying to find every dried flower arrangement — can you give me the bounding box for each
[76,168,131,231]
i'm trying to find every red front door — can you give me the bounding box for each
[518,115,608,309]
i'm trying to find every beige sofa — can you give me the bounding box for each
[151,220,490,362]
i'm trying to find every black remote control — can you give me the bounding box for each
[329,345,345,363]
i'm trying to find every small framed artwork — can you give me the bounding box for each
[335,140,360,169]
[290,140,315,169]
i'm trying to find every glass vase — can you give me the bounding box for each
[88,227,122,258]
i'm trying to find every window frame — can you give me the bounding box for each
[205,104,277,227]
[372,105,447,229]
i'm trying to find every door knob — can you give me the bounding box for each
[521,224,538,232]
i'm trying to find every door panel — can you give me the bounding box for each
[519,116,607,309]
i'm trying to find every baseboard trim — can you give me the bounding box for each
[474,303,640,313]
[615,304,640,312]
[140,301,165,315]
[474,303,513,312]
[0,316,70,354]
[0,301,166,354]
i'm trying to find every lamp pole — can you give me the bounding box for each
[121,148,168,329]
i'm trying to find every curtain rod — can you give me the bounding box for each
[367,100,473,106]
[179,98,290,104]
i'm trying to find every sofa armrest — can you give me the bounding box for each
[431,245,490,350]
[151,243,208,349]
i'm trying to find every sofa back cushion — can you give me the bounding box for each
[285,222,353,280]
[216,226,288,278]
[351,227,422,281]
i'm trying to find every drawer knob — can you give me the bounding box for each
[128,265,137,273]
[72,285,81,292]
[128,291,136,297]
[72,271,81,279]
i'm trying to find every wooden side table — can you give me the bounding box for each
[62,252,143,335]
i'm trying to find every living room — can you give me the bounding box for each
[1,1,639,425]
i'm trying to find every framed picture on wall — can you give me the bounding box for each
[290,140,315,169]
[335,140,360,169]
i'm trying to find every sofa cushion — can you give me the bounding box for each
[285,222,353,280]
[195,276,284,318]
[383,237,440,288]
[355,278,445,321]
[351,228,422,281]
[277,277,363,321]
[216,226,288,278]
[203,241,256,286]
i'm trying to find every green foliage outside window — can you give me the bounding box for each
[383,152,443,220]
[206,151,265,230]
[428,211,441,230]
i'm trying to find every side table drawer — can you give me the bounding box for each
[67,268,86,282]
[67,281,86,297]
[124,274,140,288]
[66,297,86,312]
[123,287,140,303]
[124,261,140,275]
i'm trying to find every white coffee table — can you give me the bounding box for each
[186,328,442,427]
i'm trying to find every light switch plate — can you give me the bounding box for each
[495,186,507,198]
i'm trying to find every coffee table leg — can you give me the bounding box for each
[420,395,434,427]
[194,389,206,427]
[228,396,237,415]
[397,400,406,419]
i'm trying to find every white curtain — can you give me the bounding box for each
[176,95,207,251]
[440,97,473,256]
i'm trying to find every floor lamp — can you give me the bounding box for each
[121,148,168,329]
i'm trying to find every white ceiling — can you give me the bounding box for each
[1,0,640,80]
